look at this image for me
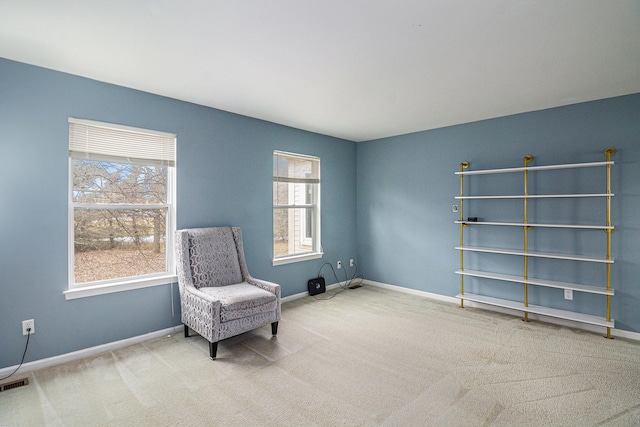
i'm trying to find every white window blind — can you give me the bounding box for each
[273,151,320,184]
[69,117,176,166]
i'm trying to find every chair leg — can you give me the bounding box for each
[271,321,279,335]
[209,341,218,360]
[184,324,190,337]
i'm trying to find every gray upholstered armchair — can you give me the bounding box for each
[175,226,281,359]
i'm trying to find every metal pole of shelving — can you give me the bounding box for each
[604,147,616,339]
[523,155,534,322]
[459,162,469,308]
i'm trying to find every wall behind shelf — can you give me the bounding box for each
[357,93,640,333]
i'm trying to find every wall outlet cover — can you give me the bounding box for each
[564,289,573,300]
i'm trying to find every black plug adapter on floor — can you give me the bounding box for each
[307,277,326,296]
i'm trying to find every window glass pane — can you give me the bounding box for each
[273,181,288,205]
[273,181,315,207]
[72,159,167,204]
[273,207,313,257]
[74,208,167,283]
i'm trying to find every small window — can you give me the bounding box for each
[68,118,176,292]
[273,151,322,265]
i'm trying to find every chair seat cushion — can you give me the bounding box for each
[200,283,277,322]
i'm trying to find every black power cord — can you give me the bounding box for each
[312,261,364,301]
[0,328,31,381]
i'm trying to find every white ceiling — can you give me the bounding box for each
[1,1,639,142]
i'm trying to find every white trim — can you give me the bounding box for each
[272,251,323,266]
[0,326,183,378]
[362,279,458,303]
[363,279,640,340]
[68,157,74,292]
[65,275,177,300]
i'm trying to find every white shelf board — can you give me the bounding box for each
[455,193,613,200]
[455,220,614,230]
[456,293,614,328]
[455,269,614,295]
[455,161,614,176]
[455,245,614,264]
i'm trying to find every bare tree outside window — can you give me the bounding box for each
[72,159,169,284]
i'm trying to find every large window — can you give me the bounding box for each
[273,151,322,265]
[67,118,176,297]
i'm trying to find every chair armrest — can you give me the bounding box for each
[249,278,281,322]
[180,285,222,342]
[184,284,221,304]
[249,278,281,299]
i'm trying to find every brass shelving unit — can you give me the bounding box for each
[455,148,616,338]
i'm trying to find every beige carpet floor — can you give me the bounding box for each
[1,285,640,426]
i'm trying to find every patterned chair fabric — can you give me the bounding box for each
[175,226,281,359]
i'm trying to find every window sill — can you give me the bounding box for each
[64,274,178,300]
[272,252,323,266]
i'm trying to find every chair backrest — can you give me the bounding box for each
[176,227,244,289]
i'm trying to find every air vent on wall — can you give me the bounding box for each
[0,378,29,392]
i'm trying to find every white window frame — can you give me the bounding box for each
[300,178,314,247]
[273,150,322,266]
[65,118,177,299]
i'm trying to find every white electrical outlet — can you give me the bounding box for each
[453,205,458,212]
[22,319,35,335]
[564,289,573,300]
[337,260,342,269]
[350,259,354,267]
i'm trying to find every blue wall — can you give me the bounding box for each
[357,94,640,332]
[0,58,357,368]
[2,55,639,370]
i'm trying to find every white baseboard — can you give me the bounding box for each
[363,279,640,341]
[4,280,639,378]
[0,325,183,379]
[362,279,459,304]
